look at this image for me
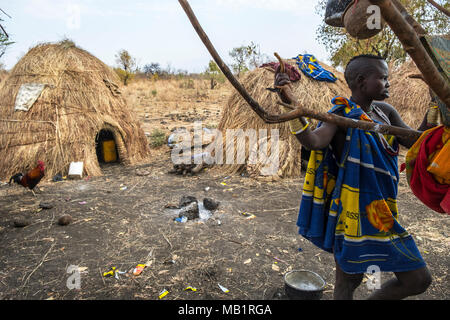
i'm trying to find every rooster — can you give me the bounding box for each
[9,160,45,196]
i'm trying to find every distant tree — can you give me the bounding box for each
[229,45,249,76]
[143,62,161,77]
[229,42,268,76]
[0,8,13,62]
[315,0,450,68]
[115,49,136,85]
[204,60,225,89]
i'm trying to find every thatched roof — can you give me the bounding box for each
[385,60,431,129]
[0,41,150,180]
[210,59,351,180]
[210,58,432,181]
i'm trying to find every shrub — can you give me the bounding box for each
[149,129,166,148]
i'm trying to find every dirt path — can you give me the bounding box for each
[0,157,448,300]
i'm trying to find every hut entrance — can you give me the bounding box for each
[96,129,120,164]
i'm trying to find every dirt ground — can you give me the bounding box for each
[0,79,448,300]
[0,155,449,300]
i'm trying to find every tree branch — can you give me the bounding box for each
[369,0,450,107]
[426,0,450,17]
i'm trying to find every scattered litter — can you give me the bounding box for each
[298,248,303,252]
[78,201,87,205]
[272,264,280,272]
[52,174,63,182]
[184,286,198,292]
[133,264,147,276]
[103,267,117,277]
[68,162,84,179]
[204,187,210,192]
[220,182,227,186]
[159,289,169,299]
[120,186,128,191]
[241,212,256,220]
[78,267,89,274]
[175,216,188,223]
[243,259,252,265]
[218,283,229,293]
[115,271,126,280]
[274,256,288,264]
[164,259,176,265]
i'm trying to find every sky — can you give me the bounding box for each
[0,0,330,73]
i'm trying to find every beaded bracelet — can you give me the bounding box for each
[291,121,310,135]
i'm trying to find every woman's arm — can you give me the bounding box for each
[376,102,427,148]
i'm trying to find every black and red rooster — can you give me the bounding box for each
[9,160,45,196]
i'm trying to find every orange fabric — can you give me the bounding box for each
[427,127,450,184]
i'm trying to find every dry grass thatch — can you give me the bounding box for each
[210,59,351,180]
[211,59,432,180]
[0,41,150,180]
[385,60,431,129]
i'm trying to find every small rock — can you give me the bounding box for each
[136,169,150,176]
[178,202,199,220]
[39,202,53,210]
[58,215,73,226]
[179,196,198,208]
[203,198,219,211]
[13,218,30,228]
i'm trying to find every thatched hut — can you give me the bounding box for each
[0,41,150,180]
[210,59,351,181]
[385,60,431,129]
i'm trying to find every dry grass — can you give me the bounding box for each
[211,59,351,180]
[0,41,150,180]
[123,77,232,135]
[386,60,431,129]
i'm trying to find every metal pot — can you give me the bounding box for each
[284,270,326,300]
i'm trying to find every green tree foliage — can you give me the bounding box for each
[204,60,225,89]
[229,42,268,76]
[115,49,136,85]
[316,0,450,68]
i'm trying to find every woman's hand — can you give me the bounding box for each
[274,65,294,104]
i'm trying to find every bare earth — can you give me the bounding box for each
[0,79,448,300]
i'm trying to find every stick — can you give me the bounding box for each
[22,242,55,287]
[279,101,421,139]
[178,0,422,139]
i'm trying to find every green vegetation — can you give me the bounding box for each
[114,49,137,86]
[149,129,167,148]
[315,0,450,68]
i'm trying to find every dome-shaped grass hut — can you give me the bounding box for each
[385,60,432,129]
[0,41,150,180]
[209,59,351,181]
